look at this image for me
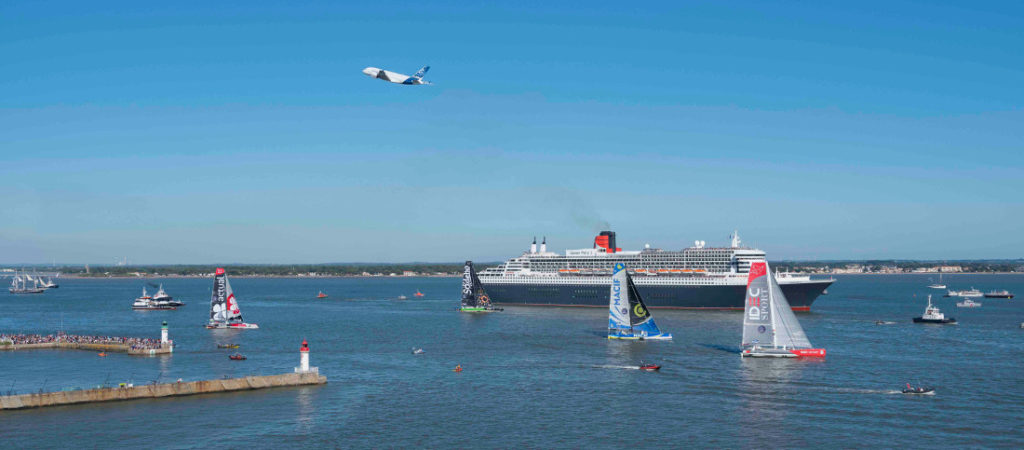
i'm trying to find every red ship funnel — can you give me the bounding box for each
[215,268,226,275]
[594,231,617,253]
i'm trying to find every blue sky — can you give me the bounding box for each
[2,1,1022,264]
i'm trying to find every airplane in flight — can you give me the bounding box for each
[362,66,431,85]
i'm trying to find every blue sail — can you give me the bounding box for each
[608,263,672,340]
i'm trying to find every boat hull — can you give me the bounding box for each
[206,323,259,329]
[459,307,502,313]
[912,317,956,324]
[741,348,825,358]
[608,332,673,341]
[482,279,832,310]
[132,306,177,310]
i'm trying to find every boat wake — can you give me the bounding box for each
[592,364,641,370]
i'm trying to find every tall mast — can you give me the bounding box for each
[768,263,778,349]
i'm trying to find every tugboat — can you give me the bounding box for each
[913,295,956,324]
[983,290,1014,299]
[902,383,935,395]
[956,298,982,308]
[228,353,246,360]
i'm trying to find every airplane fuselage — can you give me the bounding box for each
[362,67,430,85]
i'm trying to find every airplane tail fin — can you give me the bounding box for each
[412,66,430,79]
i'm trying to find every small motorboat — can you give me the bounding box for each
[913,295,956,324]
[397,295,408,300]
[412,347,425,355]
[956,298,982,308]
[638,362,661,371]
[97,352,107,357]
[453,365,463,372]
[875,320,896,325]
[902,384,935,395]
[317,291,328,299]
[414,291,424,297]
[228,354,247,361]
[217,344,240,349]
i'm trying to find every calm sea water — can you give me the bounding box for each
[2,274,1023,448]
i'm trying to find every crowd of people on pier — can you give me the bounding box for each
[1,332,162,350]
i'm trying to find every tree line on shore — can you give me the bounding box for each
[9,259,1024,277]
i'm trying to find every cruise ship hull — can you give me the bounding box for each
[481,279,832,310]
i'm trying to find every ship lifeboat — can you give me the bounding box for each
[681,269,693,273]
[558,269,569,273]
[669,269,681,273]
[657,269,669,273]
[636,269,647,273]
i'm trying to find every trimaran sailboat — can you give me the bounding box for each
[608,263,672,340]
[741,261,824,357]
[459,261,502,312]
[206,268,258,329]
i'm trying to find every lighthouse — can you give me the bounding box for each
[295,339,316,373]
[161,321,169,344]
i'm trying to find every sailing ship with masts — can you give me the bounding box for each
[9,271,46,294]
[608,263,672,340]
[206,268,258,329]
[459,261,502,312]
[740,262,825,357]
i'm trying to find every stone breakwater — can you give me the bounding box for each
[0,372,327,410]
[0,341,172,356]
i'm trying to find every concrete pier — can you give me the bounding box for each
[0,372,327,410]
[0,341,173,356]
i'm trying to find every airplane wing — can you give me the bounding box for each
[376,70,392,82]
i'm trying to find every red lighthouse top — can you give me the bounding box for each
[300,340,309,352]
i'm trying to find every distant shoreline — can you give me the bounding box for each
[53,272,1022,280]
[59,274,461,279]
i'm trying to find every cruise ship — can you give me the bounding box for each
[478,231,833,310]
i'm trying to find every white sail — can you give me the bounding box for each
[608,267,632,330]
[224,276,244,322]
[742,262,773,347]
[767,265,813,349]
